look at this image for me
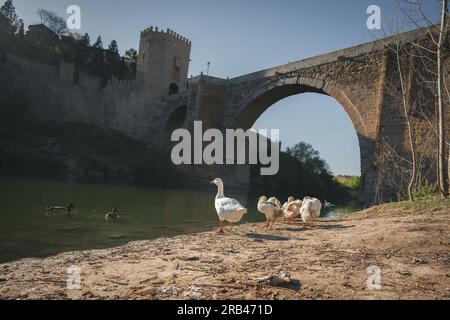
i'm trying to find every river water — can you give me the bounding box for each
[0,177,355,263]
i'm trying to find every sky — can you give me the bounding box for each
[9,0,443,176]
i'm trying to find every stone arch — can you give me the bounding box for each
[230,76,368,139]
[165,105,187,132]
[228,75,376,200]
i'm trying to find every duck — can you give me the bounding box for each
[300,196,322,228]
[211,178,248,234]
[257,196,283,230]
[105,208,119,222]
[282,196,302,224]
[46,203,75,216]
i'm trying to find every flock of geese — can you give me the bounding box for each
[211,178,323,234]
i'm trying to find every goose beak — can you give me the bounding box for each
[210,180,215,184]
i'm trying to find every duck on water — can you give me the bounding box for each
[46,203,75,216]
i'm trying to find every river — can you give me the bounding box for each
[0,177,355,263]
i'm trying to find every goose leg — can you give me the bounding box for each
[228,221,233,232]
[300,221,305,229]
[263,219,270,230]
[217,220,225,234]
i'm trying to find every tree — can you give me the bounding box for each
[93,36,103,49]
[105,40,121,78]
[386,37,418,201]
[436,0,449,197]
[125,48,138,76]
[108,40,119,55]
[285,142,320,164]
[80,33,90,47]
[125,48,138,64]
[17,18,24,38]
[0,0,20,34]
[37,9,67,36]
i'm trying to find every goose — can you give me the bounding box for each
[267,197,282,208]
[257,196,283,230]
[282,196,302,224]
[300,196,322,228]
[105,208,119,222]
[211,178,247,234]
[46,203,75,216]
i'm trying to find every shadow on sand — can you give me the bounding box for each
[245,233,290,241]
[317,224,355,230]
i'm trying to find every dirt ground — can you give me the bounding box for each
[0,199,449,300]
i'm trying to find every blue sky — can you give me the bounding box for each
[10,0,442,175]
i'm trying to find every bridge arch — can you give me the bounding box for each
[230,76,368,139]
[227,75,376,200]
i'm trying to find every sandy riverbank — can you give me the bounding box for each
[0,198,449,300]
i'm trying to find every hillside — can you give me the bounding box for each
[0,119,179,186]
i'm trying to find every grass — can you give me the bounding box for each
[353,195,450,218]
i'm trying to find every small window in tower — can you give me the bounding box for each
[173,57,181,71]
[169,83,179,95]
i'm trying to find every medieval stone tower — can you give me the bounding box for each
[136,27,191,97]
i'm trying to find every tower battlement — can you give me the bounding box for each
[140,26,191,47]
[137,26,192,97]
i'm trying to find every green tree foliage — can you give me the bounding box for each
[125,48,138,64]
[105,39,121,79]
[93,36,103,49]
[285,142,330,175]
[17,18,23,38]
[80,33,90,46]
[336,175,360,191]
[3,5,138,82]
[1,0,20,35]
[125,48,138,75]
[90,36,105,78]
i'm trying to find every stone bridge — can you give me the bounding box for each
[2,22,444,204]
[163,28,443,203]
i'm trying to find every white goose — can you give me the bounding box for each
[282,196,302,224]
[211,178,247,233]
[300,196,322,228]
[257,196,283,230]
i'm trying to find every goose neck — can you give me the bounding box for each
[216,183,224,199]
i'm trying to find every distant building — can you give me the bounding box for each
[25,24,60,48]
